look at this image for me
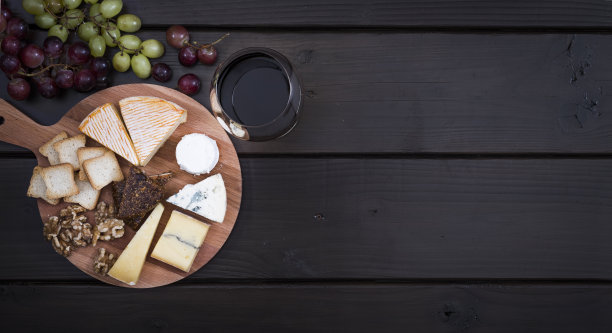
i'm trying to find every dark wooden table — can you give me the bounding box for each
[2,0,612,331]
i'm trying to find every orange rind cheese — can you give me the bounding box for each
[119,96,187,166]
[78,103,140,166]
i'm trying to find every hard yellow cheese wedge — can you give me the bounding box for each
[119,96,187,166]
[151,210,209,272]
[78,103,140,166]
[108,204,165,285]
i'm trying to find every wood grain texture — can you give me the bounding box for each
[8,0,612,28]
[2,157,612,280]
[1,284,611,332]
[3,32,612,154]
[0,84,242,288]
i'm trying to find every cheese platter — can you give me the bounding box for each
[0,83,242,288]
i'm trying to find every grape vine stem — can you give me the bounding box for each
[186,33,230,50]
[17,64,75,77]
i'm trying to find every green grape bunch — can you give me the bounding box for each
[22,0,164,79]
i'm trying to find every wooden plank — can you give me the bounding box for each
[1,283,610,332]
[7,0,612,28]
[2,157,612,280]
[3,31,612,154]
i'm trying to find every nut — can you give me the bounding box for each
[95,201,116,224]
[43,216,61,241]
[93,218,125,246]
[43,205,92,257]
[51,235,71,257]
[92,202,125,246]
[93,247,117,276]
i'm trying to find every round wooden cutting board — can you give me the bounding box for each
[0,84,242,288]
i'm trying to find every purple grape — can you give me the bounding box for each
[0,15,6,34]
[1,35,22,56]
[1,7,12,22]
[31,71,50,86]
[197,46,218,65]
[90,57,110,78]
[166,25,189,49]
[73,69,96,92]
[177,73,200,95]
[178,46,197,66]
[7,78,30,100]
[152,63,172,82]
[43,37,64,59]
[96,76,110,89]
[19,44,44,69]
[36,76,58,99]
[0,54,20,75]
[67,42,91,66]
[54,69,74,89]
[6,18,28,40]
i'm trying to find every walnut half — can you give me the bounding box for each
[92,202,125,246]
[93,247,117,276]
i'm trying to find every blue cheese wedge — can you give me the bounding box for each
[166,174,226,223]
[108,204,164,286]
[150,210,210,272]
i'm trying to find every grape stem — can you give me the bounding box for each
[185,33,230,50]
[17,64,76,77]
[94,21,142,55]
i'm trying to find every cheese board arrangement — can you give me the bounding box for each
[0,83,242,288]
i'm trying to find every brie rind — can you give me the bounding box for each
[175,133,219,175]
[166,174,226,223]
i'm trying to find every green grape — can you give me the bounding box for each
[89,35,106,57]
[84,0,98,3]
[113,52,131,72]
[48,24,69,42]
[101,22,120,47]
[61,9,84,29]
[140,39,164,59]
[34,13,57,29]
[44,0,64,14]
[62,0,81,9]
[131,54,151,79]
[118,34,141,54]
[116,14,141,33]
[89,4,106,25]
[77,22,99,42]
[100,0,123,18]
[23,0,45,15]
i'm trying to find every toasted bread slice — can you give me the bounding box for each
[77,147,107,180]
[79,103,140,166]
[64,176,100,210]
[26,166,60,205]
[39,131,68,165]
[40,163,79,199]
[83,150,124,190]
[53,134,86,170]
[119,96,187,166]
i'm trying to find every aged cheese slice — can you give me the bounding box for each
[151,210,210,272]
[166,174,226,223]
[79,103,140,166]
[108,203,165,285]
[119,96,187,166]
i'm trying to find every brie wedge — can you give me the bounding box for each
[166,174,226,223]
[119,96,187,166]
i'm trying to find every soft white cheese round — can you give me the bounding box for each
[175,133,219,175]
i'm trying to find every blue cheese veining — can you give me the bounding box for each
[166,173,226,223]
[151,210,210,272]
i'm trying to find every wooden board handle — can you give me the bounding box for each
[0,99,55,152]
